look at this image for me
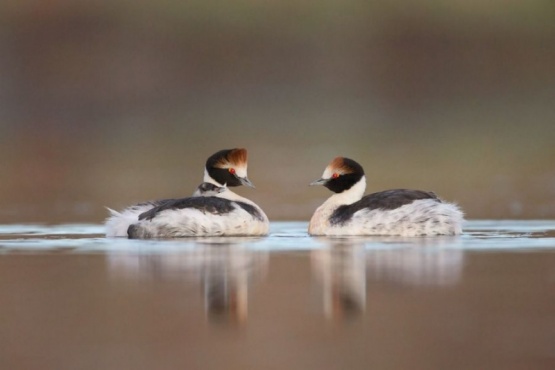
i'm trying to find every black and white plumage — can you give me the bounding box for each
[191,182,227,197]
[309,157,464,236]
[105,149,269,238]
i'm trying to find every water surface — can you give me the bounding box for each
[1,221,554,370]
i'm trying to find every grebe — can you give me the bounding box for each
[105,148,269,238]
[308,157,464,236]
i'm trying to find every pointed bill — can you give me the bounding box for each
[310,178,327,186]
[239,176,255,188]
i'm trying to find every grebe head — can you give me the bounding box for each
[310,157,364,193]
[205,148,255,188]
[192,182,227,197]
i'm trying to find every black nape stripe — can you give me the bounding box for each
[330,189,440,225]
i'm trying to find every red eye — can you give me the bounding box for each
[332,173,339,179]
[229,168,236,175]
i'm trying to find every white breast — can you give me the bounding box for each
[309,178,366,236]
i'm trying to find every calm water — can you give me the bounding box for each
[1,221,554,370]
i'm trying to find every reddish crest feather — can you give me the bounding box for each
[329,157,345,170]
[329,156,355,175]
[216,148,248,168]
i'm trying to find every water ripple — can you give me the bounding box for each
[0,221,554,253]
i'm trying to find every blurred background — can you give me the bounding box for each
[0,0,554,224]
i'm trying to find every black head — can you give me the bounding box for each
[205,148,253,187]
[310,157,365,193]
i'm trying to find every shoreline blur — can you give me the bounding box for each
[1,1,554,223]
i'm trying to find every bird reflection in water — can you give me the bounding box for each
[200,241,268,323]
[311,241,367,320]
[107,238,268,324]
[311,237,465,320]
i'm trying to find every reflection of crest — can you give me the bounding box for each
[107,240,268,324]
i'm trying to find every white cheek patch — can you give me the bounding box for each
[322,166,334,180]
[323,165,345,179]
[234,165,248,179]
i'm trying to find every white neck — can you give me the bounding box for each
[216,188,251,204]
[309,176,367,235]
[203,168,251,204]
[322,176,366,208]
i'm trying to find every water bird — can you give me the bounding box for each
[308,157,464,236]
[105,148,269,238]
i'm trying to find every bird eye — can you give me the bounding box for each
[332,173,339,179]
[229,168,236,175]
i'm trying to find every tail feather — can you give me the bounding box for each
[105,207,121,217]
[104,205,153,237]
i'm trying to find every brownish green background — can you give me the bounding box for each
[1,1,554,223]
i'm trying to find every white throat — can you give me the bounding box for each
[309,176,367,235]
[216,188,252,204]
[204,168,251,204]
[323,176,366,208]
